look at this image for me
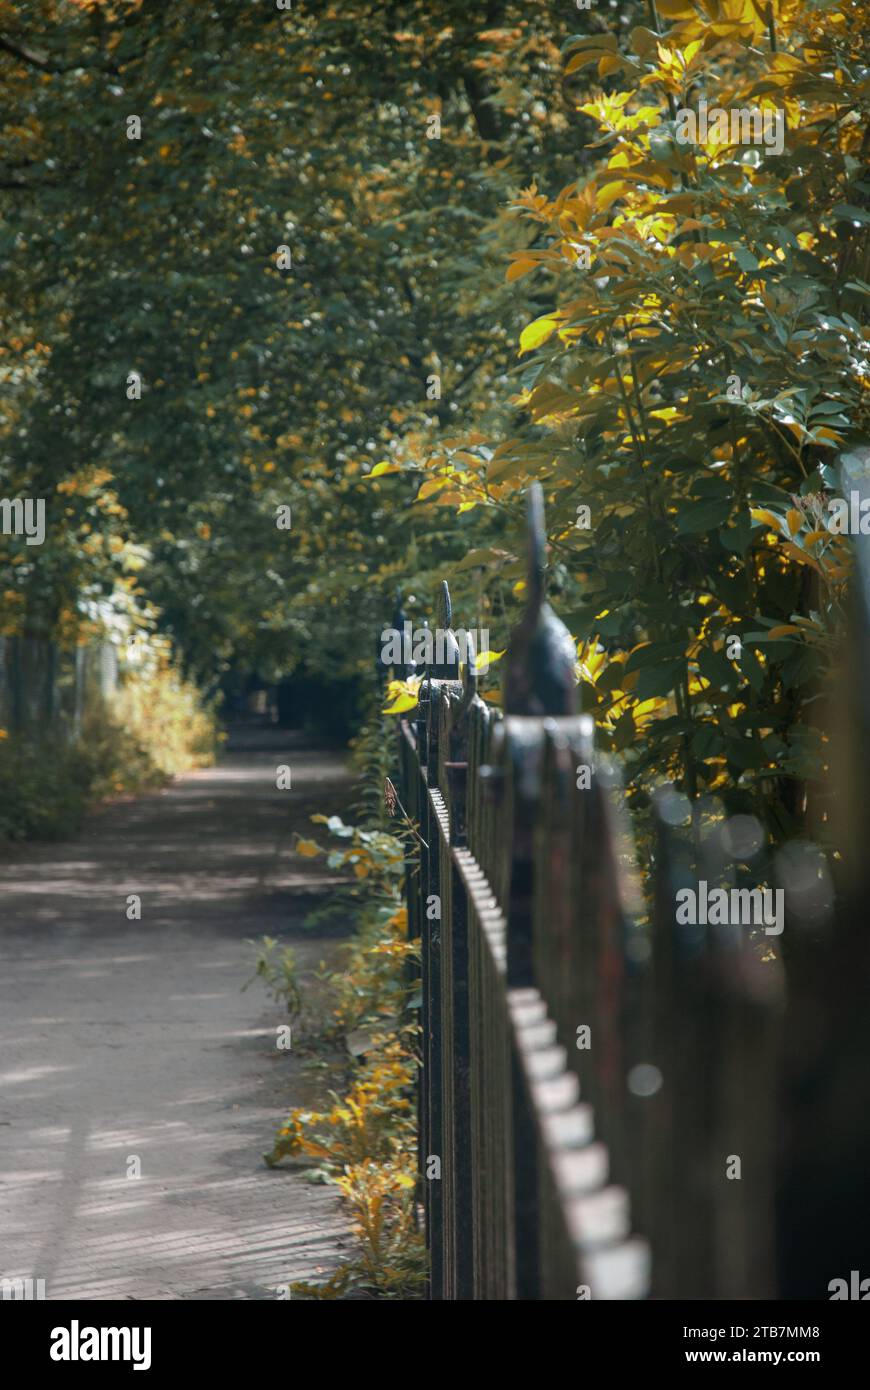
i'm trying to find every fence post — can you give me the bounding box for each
[396,485,649,1301]
[496,484,579,1298]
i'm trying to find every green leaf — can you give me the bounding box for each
[635,660,684,699]
[676,497,732,534]
[832,204,870,225]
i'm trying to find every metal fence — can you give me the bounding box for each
[390,484,870,1301]
[0,636,118,736]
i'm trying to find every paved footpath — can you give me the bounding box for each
[0,726,355,1300]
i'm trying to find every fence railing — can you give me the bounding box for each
[0,636,117,736]
[389,483,870,1301]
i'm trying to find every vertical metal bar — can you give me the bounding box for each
[424,782,444,1298]
[511,1042,540,1299]
[448,857,473,1297]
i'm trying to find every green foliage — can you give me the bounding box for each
[0,653,219,841]
[104,652,221,780]
[394,0,868,843]
[242,938,303,1025]
[0,733,93,840]
[259,701,425,1298]
[3,0,863,849]
[0,0,622,683]
[266,1020,425,1301]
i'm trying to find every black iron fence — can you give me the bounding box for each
[389,484,870,1301]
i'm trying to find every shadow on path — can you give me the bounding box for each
[0,724,356,1300]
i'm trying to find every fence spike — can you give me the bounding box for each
[503,483,578,716]
[461,628,478,706]
[393,586,407,632]
[395,588,410,677]
[437,578,453,631]
[430,580,461,679]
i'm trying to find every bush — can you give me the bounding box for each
[104,651,220,783]
[0,734,93,841]
[0,653,220,842]
[255,700,427,1299]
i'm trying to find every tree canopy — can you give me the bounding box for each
[1,0,867,834]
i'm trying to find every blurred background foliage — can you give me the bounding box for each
[0,0,866,844]
[0,640,219,839]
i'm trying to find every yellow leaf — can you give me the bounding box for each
[416,476,448,501]
[385,675,422,701]
[382,692,420,715]
[367,461,402,478]
[786,508,803,534]
[565,50,602,75]
[473,649,506,671]
[750,507,783,531]
[519,313,562,356]
[767,624,803,639]
[781,541,822,573]
[598,54,624,78]
[506,257,538,283]
[296,839,321,858]
[596,180,629,210]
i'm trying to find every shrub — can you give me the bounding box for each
[257,702,427,1299]
[0,651,220,842]
[0,733,93,841]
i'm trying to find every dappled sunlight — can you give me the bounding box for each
[0,1063,75,1087]
[2,0,862,1317]
[0,729,354,1297]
